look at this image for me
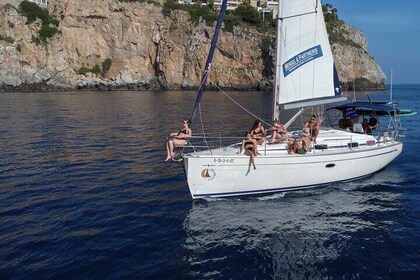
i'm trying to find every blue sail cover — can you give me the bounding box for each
[190,0,228,122]
[327,102,395,113]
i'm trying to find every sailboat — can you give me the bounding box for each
[178,0,403,199]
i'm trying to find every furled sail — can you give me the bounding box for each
[274,0,345,113]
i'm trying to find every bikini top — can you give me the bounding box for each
[177,128,189,140]
[251,128,263,135]
[244,140,254,146]
[178,128,188,135]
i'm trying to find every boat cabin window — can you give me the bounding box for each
[347,142,359,148]
[314,144,328,150]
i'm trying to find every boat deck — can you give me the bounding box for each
[185,128,390,158]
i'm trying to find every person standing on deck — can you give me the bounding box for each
[368,113,379,131]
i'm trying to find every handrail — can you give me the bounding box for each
[170,123,403,157]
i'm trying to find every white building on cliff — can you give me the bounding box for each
[30,0,48,5]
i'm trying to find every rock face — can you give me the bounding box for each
[331,23,386,90]
[0,0,385,91]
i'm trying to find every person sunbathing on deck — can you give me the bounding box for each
[165,119,192,161]
[287,122,311,155]
[288,139,308,155]
[308,115,320,143]
[249,120,266,145]
[268,120,289,144]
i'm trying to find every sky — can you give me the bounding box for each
[328,0,420,84]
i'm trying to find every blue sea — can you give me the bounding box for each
[0,85,419,279]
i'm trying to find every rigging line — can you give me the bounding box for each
[279,10,317,21]
[214,84,273,127]
[198,103,212,154]
[197,69,210,93]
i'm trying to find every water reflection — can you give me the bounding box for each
[182,169,404,278]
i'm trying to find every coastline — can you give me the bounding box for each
[0,81,387,93]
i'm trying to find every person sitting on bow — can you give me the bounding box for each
[249,119,266,145]
[165,119,192,161]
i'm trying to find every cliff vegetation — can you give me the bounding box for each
[0,0,385,91]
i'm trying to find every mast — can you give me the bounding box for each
[272,0,283,120]
[190,0,228,122]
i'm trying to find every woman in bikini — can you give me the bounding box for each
[249,120,266,145]
[165,119,192,161]
[239,133,258,169]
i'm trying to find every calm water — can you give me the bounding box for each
[0,86,419,279]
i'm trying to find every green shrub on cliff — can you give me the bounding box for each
[163,0,218,26]
[223,13,240,33]
[31,35,41,45]
[77,60,112,77]
[19,0,58,26]
[163,1,273,33]
[234,3,261,25]
[39,25,59,41]
[323,4,361,48]
[119,0,158,4]
[19,0,59,43]
[101,59,113,76]
[227,3,275,33]
[77,65,101,76]
[0,35,15,44]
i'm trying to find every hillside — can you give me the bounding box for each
[0,0,386,91]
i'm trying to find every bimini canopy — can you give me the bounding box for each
[327,102,396,115]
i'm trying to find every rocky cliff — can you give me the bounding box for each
[0,0,386,91]
[328,19,386,90]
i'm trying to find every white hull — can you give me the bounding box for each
[183,129,402,199]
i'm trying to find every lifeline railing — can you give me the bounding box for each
[168,121,403,158]
[167,133,245,156]
[171,125,304,155]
